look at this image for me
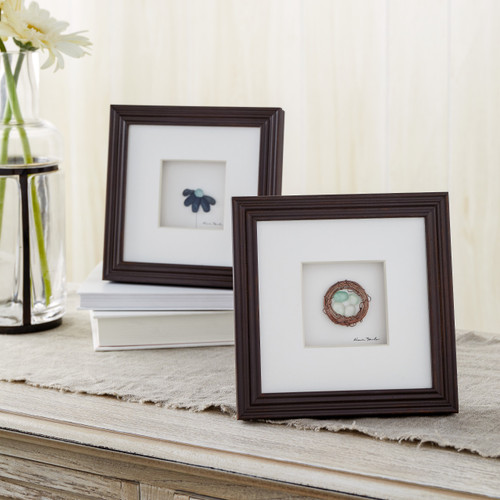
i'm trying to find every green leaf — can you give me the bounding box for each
[13,39,38,52]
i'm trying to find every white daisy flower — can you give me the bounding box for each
[0,1,91,70]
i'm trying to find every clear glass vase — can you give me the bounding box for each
[0,51,66,333]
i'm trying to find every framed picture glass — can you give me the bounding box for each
[103,105,284,288]
[232,193,458,419]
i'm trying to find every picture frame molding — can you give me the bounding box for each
[232,192,458,419]
[103,105,284,288]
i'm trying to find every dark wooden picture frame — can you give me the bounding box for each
[103,105,284,288]
[232,193,458,419]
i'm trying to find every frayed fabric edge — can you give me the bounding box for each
[1,376,498,459]
[456,330,500,344]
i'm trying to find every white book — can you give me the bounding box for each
[78,263,234,311]
[90,309,234,351]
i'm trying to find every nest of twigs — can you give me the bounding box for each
[323,280,370,327]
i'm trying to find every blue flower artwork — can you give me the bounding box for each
[183,188,216,213]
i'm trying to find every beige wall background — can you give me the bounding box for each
[38,0,499,334]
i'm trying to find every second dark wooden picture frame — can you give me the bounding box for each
[103,105,284,288]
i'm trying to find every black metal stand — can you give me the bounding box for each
[0,163,62,334]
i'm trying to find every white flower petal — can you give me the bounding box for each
[40,49,53,68]
[56,42,85,58]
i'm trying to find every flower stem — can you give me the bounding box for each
[0,48,52,306]
[1,51,32,161]
[0,53,24,236]
[30,177,52,301]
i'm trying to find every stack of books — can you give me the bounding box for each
[78,264,234,351]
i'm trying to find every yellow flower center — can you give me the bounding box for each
[27,23,44,34]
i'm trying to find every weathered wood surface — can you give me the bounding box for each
[0,381,498,499]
